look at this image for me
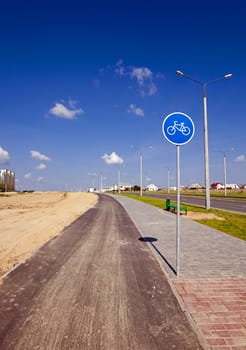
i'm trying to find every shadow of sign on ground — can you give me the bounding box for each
[138,237,177,275]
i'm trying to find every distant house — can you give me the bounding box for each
[146,183,158,191]
[113,183,132,192]
[88,187,96,193]
[189,183,202,190]
[225,184,240,190]
[211,182,240,190]
[211,182,224,190]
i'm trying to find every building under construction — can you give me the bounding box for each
[0,169,15,192]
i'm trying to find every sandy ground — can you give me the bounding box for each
[0,192,97,277]
[187,211,224,220]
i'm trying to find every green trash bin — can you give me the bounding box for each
[166,199,170,211]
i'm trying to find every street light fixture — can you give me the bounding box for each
[176,70,232,209]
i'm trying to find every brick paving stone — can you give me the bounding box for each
[207,337,227,346]
[210,347,231,350]
[174,278,246,350]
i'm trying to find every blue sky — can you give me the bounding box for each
[0,0,245,191]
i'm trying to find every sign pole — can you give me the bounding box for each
[162,112,195,278]
[176,145,180,276]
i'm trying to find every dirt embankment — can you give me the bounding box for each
[0,192,97,277]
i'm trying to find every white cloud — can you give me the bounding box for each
[101,152,123,165]
[131,67,153,86]
[115,59,125,76]
[234,154,245,163]
[0,146,9,164]
[148,83,157,96]
[127,104,144,117]
[49,102,83,120]
[130,66,158,96]
[24,173,32,179]
[30,150,50,161]
[112,60,159,96]
[37,176,44,182]
[139,83,158,97]
[36,163,46,170]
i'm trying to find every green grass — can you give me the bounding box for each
[120,193,246,241]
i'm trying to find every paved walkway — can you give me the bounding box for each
[112,195,246,350]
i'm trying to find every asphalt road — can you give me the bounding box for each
[143,193,246,214]
[0,194,202,350]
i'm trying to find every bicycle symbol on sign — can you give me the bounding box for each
[167,121,191,136]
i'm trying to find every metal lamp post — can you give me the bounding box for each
[223,152,227,197]
[118,169,121,193]
[176,71,232,209]
[167,169,170,193]
[140,152,143,196]
[213,149,228,197]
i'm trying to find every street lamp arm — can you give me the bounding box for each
[176,70,202,85]
[204,73,233,87]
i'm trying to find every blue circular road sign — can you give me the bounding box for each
[162,112,195,145]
